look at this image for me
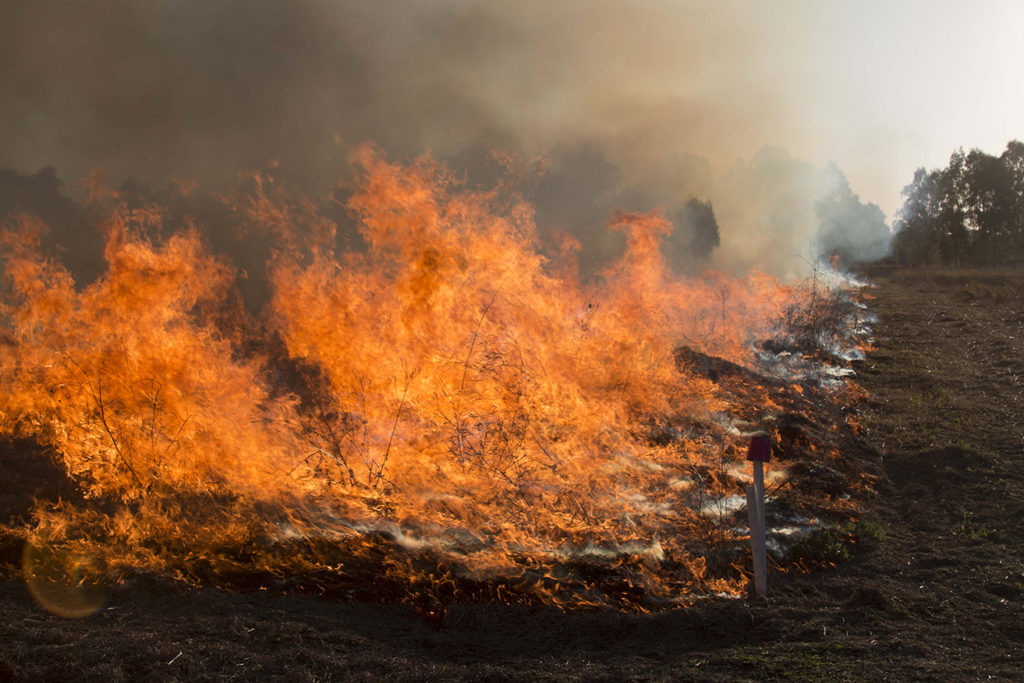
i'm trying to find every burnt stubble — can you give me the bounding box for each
[0,267,1022,680]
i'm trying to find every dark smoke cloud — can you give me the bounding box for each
[0,0,889,278]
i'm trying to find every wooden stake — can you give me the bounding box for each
[752,461,767,596]
[745,432,771,597]
[745,486,765,597]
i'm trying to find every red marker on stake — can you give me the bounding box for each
[745,433,771,596]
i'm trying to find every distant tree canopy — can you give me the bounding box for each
[0,166,103,284]
[662,197,720,271]
[892,140,1024,267]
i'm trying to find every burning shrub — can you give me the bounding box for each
[0,150,872,610]
[0,210,300,502]
[777,286,864,357]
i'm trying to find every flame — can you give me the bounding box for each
[0,148,866,610]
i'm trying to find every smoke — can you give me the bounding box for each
[712,148,890,277]
[0,0,889,278]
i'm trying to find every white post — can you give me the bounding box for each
[747,460,768,596]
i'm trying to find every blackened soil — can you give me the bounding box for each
[2,266,1023,681]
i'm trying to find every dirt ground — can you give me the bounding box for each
[2,266,1023,681]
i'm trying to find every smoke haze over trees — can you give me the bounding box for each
[892,141,1024,267]
[0,0,893,282]
[816,164,891,267]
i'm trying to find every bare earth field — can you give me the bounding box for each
[1,266,1023,681]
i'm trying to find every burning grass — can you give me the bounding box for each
[0,149,874,613]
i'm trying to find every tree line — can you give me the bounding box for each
[892,140,1024,267]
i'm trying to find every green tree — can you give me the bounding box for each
[934,150,969,265]
[1000,140,1024,266]
[663,197,720,270]
[893,167,941,265]
[963,148,1014,265]
[893,140,1024,267]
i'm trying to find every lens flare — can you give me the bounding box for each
[23,536,105,618]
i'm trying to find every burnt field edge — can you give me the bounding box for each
[2,266,1023,680]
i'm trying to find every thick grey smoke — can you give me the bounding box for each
[0,0,889,278]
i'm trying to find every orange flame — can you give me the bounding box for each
[0,148,861,608]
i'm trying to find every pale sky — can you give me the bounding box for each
[2,0,1022,223]
[789,1,1024,218]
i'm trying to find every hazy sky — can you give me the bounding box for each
[798,1,1024,218]
[2,0,1022,222]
